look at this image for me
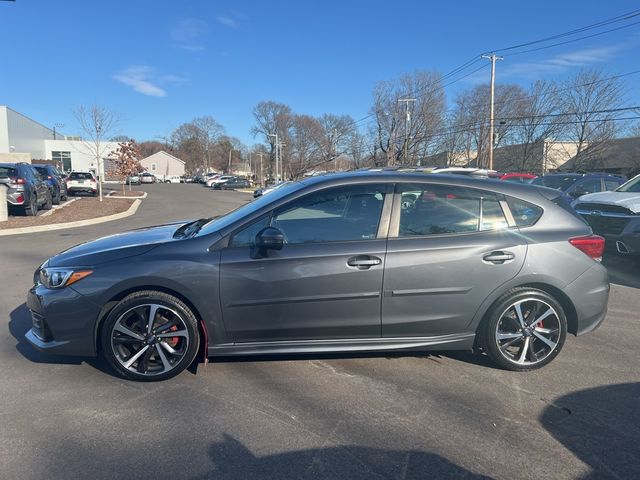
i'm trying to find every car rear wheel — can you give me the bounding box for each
[52,188,61,205]
[42,191,53,210]
[481,288,567,371]
[101,291,200,381]
[23,194,37,216]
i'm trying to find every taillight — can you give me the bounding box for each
[569,235,605,261]
[47,175,52,180]
[15,177,26,184]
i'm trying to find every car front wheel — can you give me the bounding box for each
[481,288,567,371]
[101,290,200,381]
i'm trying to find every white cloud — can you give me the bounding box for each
[114,66,187,97]
[170,19,209,51]
[216,15,237,28]
[501,44,624,79]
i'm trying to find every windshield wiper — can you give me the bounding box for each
[173,218,213,239]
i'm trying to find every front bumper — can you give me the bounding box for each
[25,284,101,356]
[579,213,640,255]
[563,262,610,336]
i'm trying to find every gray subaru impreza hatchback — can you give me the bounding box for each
[26,171,609,381]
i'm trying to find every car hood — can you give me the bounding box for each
[47,222,188,267]
[576,191,640,213]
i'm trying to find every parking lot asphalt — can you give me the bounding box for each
[1,183,638,480]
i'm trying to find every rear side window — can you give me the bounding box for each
[34,167,47,175]
[397,184,508,236]
[605,179,622,190]
[506,197,543,227]
[0,166,17,178]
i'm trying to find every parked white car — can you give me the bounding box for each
[208,175,234,188]
[205,174,223,187]
[155,175,182,184]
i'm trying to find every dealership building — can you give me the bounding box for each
[0,105,119,177]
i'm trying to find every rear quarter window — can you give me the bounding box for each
[506,197,543,227]
[0,166,17,178]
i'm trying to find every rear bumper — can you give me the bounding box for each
[68,186,97,193]
[563,262,610,336]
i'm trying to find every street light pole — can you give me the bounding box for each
[268,133,278,182]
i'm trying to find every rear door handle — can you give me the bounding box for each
[482,251,515,264]
[347,255,382,270]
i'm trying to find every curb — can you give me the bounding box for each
[107,191,148,199]
[0,199,142,236]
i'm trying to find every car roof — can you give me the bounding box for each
[296,170,559,203]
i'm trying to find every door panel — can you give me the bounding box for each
[220,240,386,342]
[382,230,526,336]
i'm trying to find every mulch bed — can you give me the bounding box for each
[1,197,134,229]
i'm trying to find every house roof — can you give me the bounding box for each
[140,150,185,165]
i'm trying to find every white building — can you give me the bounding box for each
[0,105,119,178]
[140,151,185,179]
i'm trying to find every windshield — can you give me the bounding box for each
[531,175,579,191]
[197,180,306,236]
[617,175,640,192]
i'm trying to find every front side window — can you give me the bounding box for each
[398,184,507,237]
[272,185,386,244]
[229,215,270,247]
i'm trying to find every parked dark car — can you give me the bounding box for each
[220,178,252,190]
[531,173,626,200]
[500,173,537,184]
[32,164,68,205]
[26,172,609,381]
[0,162,52,216]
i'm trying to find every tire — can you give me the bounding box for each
[100,290,200,382]
[480,288,567,371]
[42,191,53,210]
[52,188,61,205]
[23,194,37,216]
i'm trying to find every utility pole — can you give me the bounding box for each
[53,123,64,141]
[228,148,232,173]
[481,53,503,170]
[248,151,252,181]
[278,142,286,180]
[398,98,416,165]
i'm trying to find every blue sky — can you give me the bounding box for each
[0,0,638,145]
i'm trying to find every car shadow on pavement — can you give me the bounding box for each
[603,254,640,289]
[191,433,493,480]
[540,382,640,479]
[8,303,114,376]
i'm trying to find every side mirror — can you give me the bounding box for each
[255,227,284,252]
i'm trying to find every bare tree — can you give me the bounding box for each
[504,80,563,172]
[561,69,626,170]
[74,105,119,201]
[251,101,293,180]
[171,116,225,173]
[371,71,446,166]
[288,115,324,178]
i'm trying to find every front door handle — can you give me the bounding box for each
[347,255,382,270]
[482,251,515,264]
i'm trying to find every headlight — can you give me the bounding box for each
[38,268,93,289]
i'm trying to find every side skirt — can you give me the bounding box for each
[208,333,476,357]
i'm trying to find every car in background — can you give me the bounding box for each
[573,174,640,257]
[157,175,181,184]
[66,171,98,196]
[32,164,68,204]
[209,175,234,189]
[500,173,537,184]
[531,173,626,200]
[0,162,52,215]
[220,178,252,190]
[126,174,141,185]
[140,172,157,184]
[25,171,609,381]
[205,174,223,187]
[253,181,293,198]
